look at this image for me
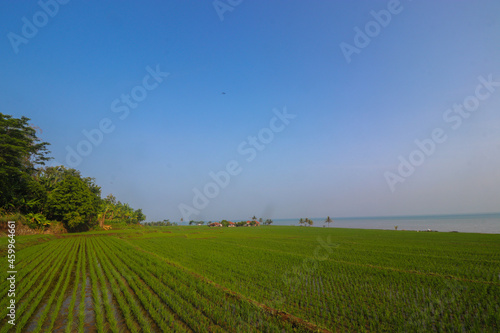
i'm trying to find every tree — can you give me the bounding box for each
[265,219,273,226]
[36,166,102,230]
[259,218,263,223]
[325,216,333,228]
[98,193,117,228]
[252,215,257,221]
[0,113,50,211]
[134,208,146,223]
[1,114,146,232]
[45,175,100,230]
[121,203,133,223]
[300,218,313,227]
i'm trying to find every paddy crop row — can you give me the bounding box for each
[0,233,313,332]
[0,226,499,332]
[128,227,500,332]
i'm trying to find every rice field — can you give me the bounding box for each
[1,226,499,332]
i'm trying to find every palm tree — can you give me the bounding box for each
[299,218,304,226]
[307,218,313,227]
[325,216,333,227]
[99,194,117,228]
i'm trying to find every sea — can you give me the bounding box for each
[269,213,500,234]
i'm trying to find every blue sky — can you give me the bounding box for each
[1,0,499,222]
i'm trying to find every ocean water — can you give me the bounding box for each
[270,214,500,234]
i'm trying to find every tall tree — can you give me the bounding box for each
[45,174,100,230]
[98,193,117,228]
[134,208,146,223]
[0,113,50,211]
[325,216,333,228]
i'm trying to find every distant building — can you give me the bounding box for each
[245,220,260,227]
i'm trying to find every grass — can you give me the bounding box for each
[77,238,87,332]
[65,238,82,333]
[8,239,74,332]
[88,237,119,332]
[0,226,498,332]
[32,238,78,333]
[0,233,55,256]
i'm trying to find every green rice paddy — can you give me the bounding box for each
[1,226,499,332]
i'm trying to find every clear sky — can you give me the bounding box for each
[1,0,499,222]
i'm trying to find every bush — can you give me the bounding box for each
[25,213,50,228]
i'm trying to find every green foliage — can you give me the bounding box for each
[0,113,50,212]
[45,174,100,230]
[0,114,147,233]
[299,217,313,226]
[25,212,50,227]
[98,193,145,227]
[0,212,26,225]
[325,216,333,227]
[134,208,146,223]
[144,219,178,226]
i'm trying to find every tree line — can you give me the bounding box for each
[0,113,145,231]
[143,220,178,226]
[299,217,334,227]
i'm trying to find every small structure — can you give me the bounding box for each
[245,220,260,227]
[228,221,236,227]
[208,222,222,227]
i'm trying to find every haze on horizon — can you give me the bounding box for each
[1,1,499,222]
